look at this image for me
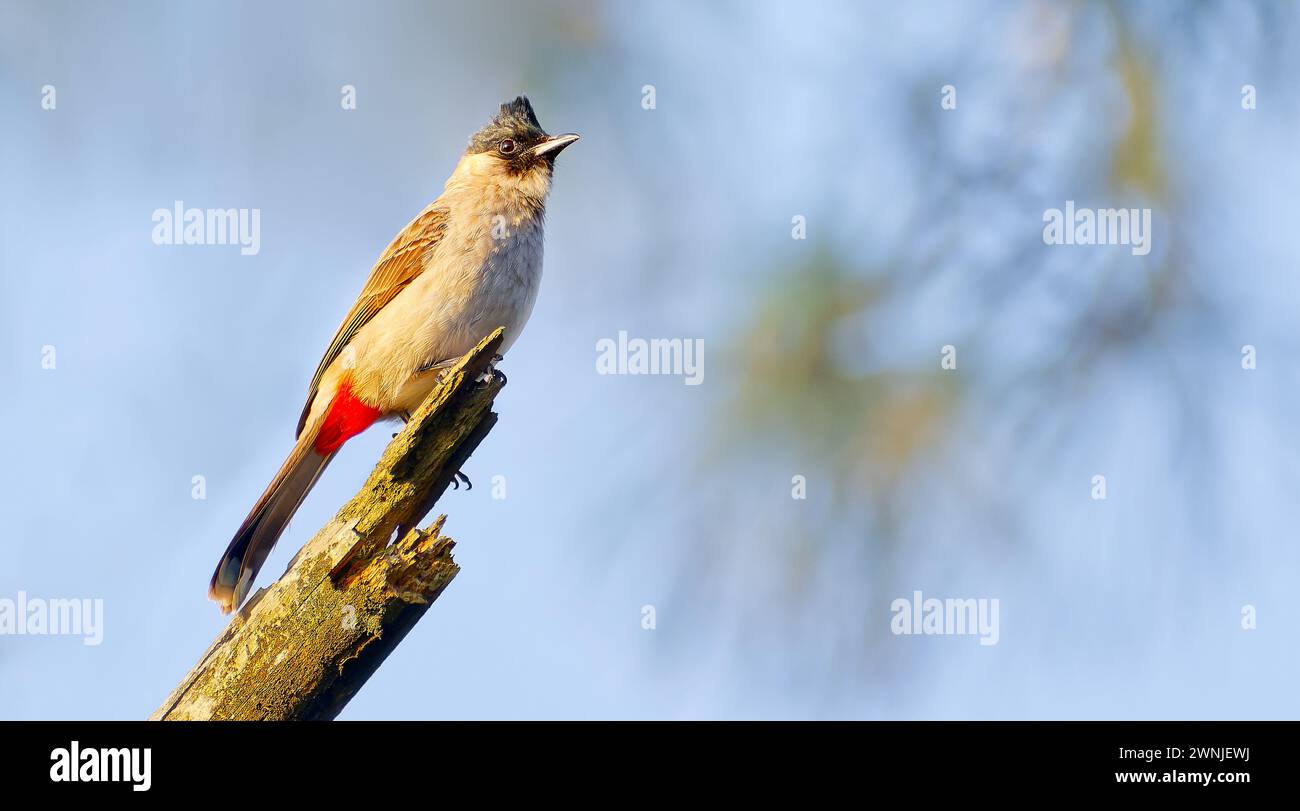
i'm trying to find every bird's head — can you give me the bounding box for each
[454,96,579,204]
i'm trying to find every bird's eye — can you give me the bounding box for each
[498,138,518,155]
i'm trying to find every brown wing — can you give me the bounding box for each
[295,204,449,437]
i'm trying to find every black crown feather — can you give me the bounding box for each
[497,95,541,129]
[468,95,548,153]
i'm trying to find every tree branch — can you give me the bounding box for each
[151,329,506,721]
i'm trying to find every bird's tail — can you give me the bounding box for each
[208,426,334,614]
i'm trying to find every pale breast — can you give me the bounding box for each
[470,220,545,354]
[337,203,544,409]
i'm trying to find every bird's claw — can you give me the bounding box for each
[451,470,472,490]
[475,355,507,387]
[392,411,414,438]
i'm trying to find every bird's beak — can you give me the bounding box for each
[531,133,580,158]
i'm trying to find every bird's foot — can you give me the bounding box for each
[392,411,414,437]
[475,355,506,387]
[450,470,472,490]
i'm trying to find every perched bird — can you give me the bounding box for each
[209,96,578,614]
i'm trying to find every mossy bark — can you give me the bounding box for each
[151,329,505,721]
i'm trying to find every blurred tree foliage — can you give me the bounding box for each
[670,0,1294,697]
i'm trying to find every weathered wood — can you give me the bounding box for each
[151,329,506,721]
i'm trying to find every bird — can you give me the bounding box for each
[208,96,579,614]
